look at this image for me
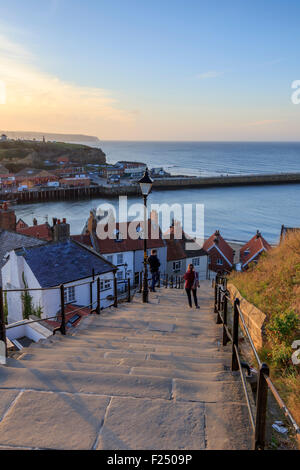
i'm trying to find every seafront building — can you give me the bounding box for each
[240,231,271,270]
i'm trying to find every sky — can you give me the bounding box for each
[0,0,300,141]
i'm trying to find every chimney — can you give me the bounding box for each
[52,217,57,227]
[0,204,16,231]
[33,218,37,226]
[53,218,70,242]
[214,230,220,244]
[256,230,261,239]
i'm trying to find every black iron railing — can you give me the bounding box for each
[214,275,300,450]
[0,272,142,358]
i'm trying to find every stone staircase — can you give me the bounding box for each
[0,281,252,450]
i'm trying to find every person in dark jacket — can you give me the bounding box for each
[183,264,200,308]
[148,249,160,292]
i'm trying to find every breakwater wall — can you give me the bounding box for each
[2,172,300,203]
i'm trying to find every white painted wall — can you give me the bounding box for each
[186,255,208,280]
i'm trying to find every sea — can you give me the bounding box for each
[13,141,300,244]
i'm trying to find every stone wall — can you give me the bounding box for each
[227,283,267,350]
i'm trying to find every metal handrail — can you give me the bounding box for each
[233,343,255,431]
[214,276,300,448]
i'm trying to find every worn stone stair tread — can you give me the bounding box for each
[0,367,172,399]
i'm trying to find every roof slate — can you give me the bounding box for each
[15,239,115,288]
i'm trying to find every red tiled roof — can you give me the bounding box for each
[45,304,90,330]
[73,220,165,254]
[164,238,187,261]
[240,232,271,267]
[16,219,29,230]
[203,231,234,266]
[16,223,53,241]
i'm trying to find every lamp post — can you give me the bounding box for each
[138,168,153,303]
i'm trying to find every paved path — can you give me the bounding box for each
[0,281,252,450]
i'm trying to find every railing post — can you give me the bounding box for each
[171,275,173,288]
[96,277,101,314]
[0,287,7,362]
[127,278,131,302]
[54,284,66,336]
[231,298,240,371]
[113,274,118,308]
[223,292,230,346]
[165,274,168,288]
[254,363,270,450]
[214,276,218,313]
[89,280,93,309]
[139,272,142,293]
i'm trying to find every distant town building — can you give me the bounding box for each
[0,134,8,142]
[15,168,58,189]
[203,230,235,275]
[240,231,271,270]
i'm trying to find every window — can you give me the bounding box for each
[117,270,123,280]
[244,249,250,256]
[117,254,124,265]
[100,279,111,290]
[173,261,181,271]
[64,286,75,303]
[192,258,200,266]
[107,255,113,263]
[217,258,223,266]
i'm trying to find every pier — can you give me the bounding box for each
[1,172,300,204]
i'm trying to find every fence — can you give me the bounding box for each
[214,275,300,450]
[0,272,142,359]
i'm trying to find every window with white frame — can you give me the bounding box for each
[117,253,124,265]
[217,258,223,265]
[192,258,200,266]
[107,255,113,263]
[100,279,111,290]
[173,260,181,271]
[117,270,123,280]
[64,286,75,303]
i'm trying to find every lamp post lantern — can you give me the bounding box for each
[138,168,153,303]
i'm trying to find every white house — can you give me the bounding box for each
[163,223,208,280]
[0,134,8,142]
[2,239,116,325]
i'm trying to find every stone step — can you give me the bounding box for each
[38,339,224,356]
[0,367,172,400]
[6,357,131,375]
[6,358,233,382]
[121,357,229,371]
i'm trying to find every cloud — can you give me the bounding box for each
[196,71,224,80]
[0,32,134,136]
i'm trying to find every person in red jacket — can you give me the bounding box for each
[183,264,200,309]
